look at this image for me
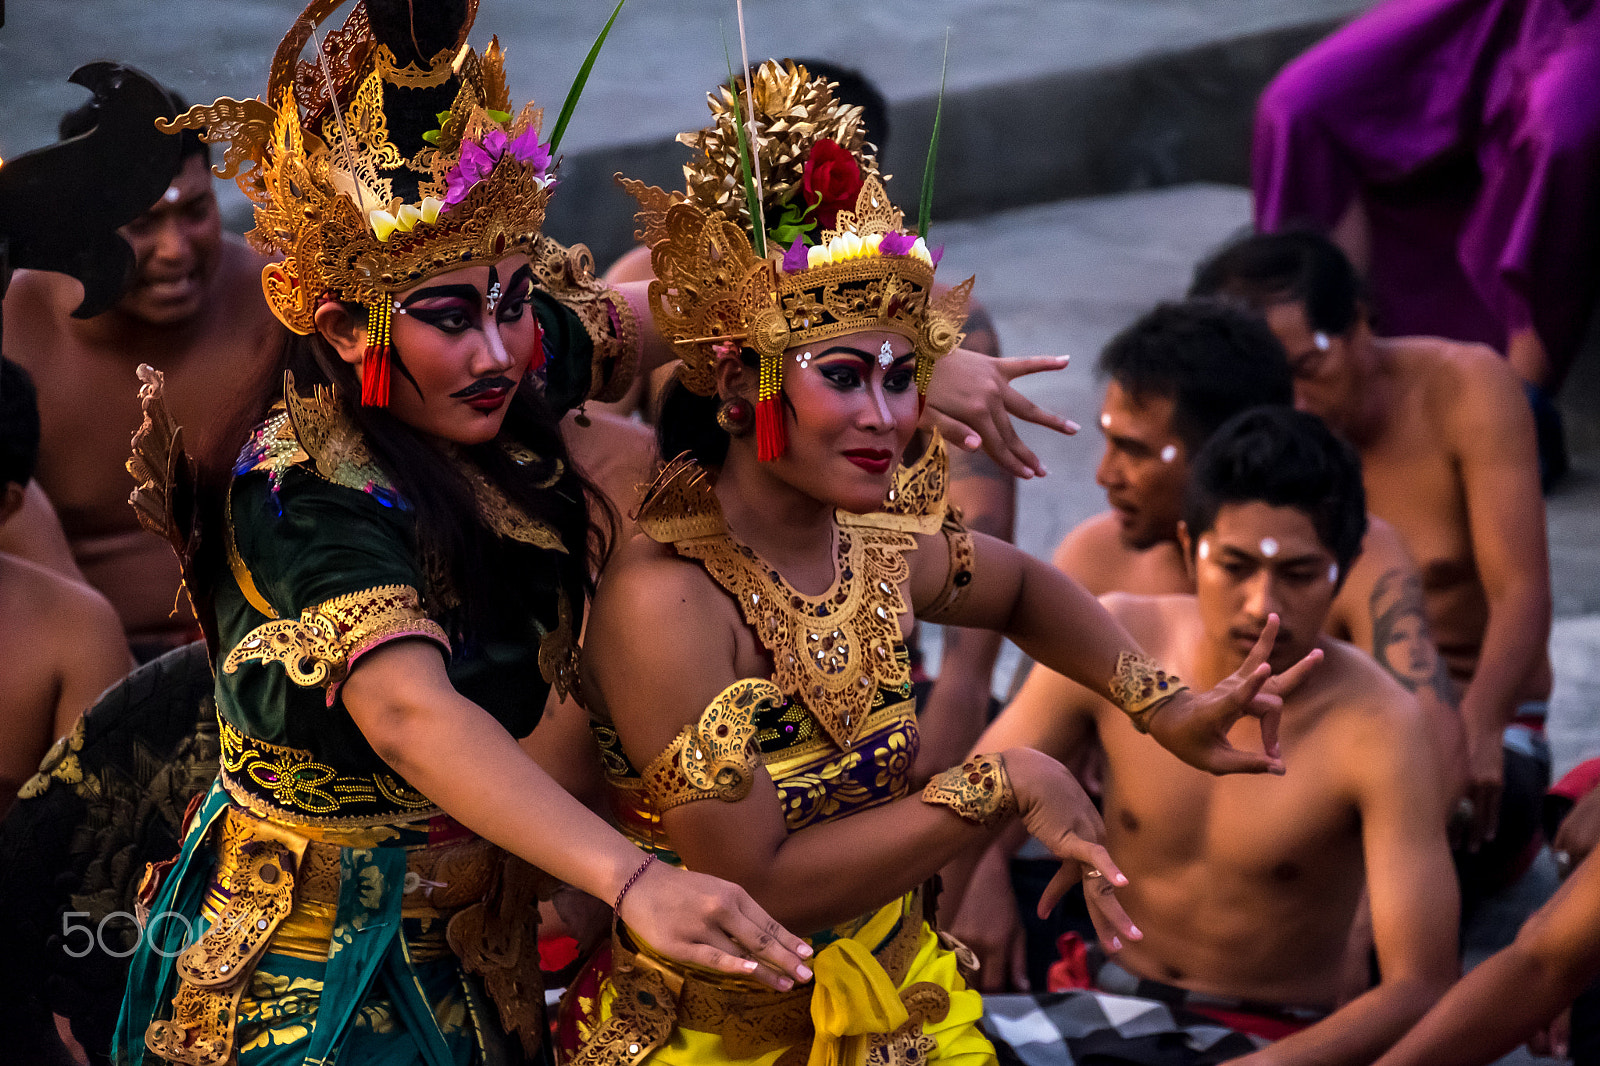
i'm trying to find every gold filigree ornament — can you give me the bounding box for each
[636,460,916,751]
[640,678,775,813]
[157,0,551,336]
[618,59,971,461]
[1108,651,1190,733]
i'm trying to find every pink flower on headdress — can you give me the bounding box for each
[444,138,499,206]
[442,127,556,209]
[510,127,552,176]
[931,244,945,266]
[782,237,809,273]
[878,231,917,257]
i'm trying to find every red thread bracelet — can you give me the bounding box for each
[614,854,657,915]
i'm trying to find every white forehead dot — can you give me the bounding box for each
[1313,331,1331,352]
[796,350,812,368]
[1329,563,1340,583]
[162,185,182,204]
[1100,412,1112,429]
[1259,537,1280,558]
[878,340,894,369]
[1159,444,1178,464]
[1197,539,1211,560]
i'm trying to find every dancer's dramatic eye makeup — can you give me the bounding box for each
[813,345,915,391]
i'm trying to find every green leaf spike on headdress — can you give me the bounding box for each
[548,0,629,156]
[918,30,952,240]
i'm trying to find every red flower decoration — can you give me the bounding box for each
[802,139,864,231]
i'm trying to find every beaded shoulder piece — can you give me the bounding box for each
[636,458,937,751]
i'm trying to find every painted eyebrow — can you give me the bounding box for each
[812,346,916,366]
[502,263,535,294]
[400,284,482,307]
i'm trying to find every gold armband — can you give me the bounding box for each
[921,753,1017,828]
[640,679,776,813]
[1108,651,1189,733]
[919,508,975,623]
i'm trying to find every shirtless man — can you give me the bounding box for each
[0,91,282,660]
[982,406,1458,1065]
[1191,231,1551,859]
[1057,299,1461,771]
[0,359,132,818]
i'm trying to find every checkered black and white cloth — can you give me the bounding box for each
[983,991,1268,1066]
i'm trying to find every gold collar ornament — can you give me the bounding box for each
[158,0,564,407]
[619,60,972,462]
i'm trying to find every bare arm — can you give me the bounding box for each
[915,427,1017,777]
[584,551,1131,938]
[1451,355,1552,841]
[919,534,1298,775]
[51,578,133,738]
[1336,519,1464,800]
[341,639,813,987]
[1242,690,1458,1066]
[1374,851,1600,1066]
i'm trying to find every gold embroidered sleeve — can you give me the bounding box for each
[640,679,778,813]
[222,584,449,704]
[917,505,975,623]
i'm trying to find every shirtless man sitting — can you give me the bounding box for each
[1057,299,1460,770]
[982,406,1458,1065]
[0,87,281,660]
[1191,231,1551,868]
[0,359,132,818]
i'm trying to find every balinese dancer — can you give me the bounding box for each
[562,60,1316,1064]
[111,3,818,1064]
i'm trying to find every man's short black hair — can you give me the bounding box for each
[59,83,210,167]
[0,358,42,490]
[1183,406,1368,577]
[1189,230,1363,336]
[1097,298,1294,452]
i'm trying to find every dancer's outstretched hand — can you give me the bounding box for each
[618,861,815,991]
[923,348,1079,479]
[1146,614,1322,776]
[1005,748,1142,952]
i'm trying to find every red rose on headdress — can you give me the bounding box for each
[802,139,864,231]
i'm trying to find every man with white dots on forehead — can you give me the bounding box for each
[980,406,1459,1065]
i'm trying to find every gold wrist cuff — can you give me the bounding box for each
[1109,651,1188,734]
[921,753,1017,828]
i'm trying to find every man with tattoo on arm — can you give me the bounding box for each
[947,301,1463,989]
[1192,231,1551,902]
[980,408,1458,1065]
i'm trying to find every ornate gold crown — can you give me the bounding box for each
[621,60,970,459]
[159,0,555,336]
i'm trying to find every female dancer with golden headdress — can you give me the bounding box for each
[562,60,1314,1064]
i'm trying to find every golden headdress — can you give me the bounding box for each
[159,0,579,406]
[620,59,971,460]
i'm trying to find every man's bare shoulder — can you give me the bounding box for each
[1305,638,1427,741]
[1100,590,1198,651]
[1395,336,1526,429]
[1,269,75,358]
[0,551,121,630]
[1054,512,1130,591]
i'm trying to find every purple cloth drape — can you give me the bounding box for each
[1254,0,1600,385]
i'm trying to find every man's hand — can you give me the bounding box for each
[1462,724,1504,851]
[950,842,1031,992]
[922,349,1078,479]
[1552,786,1600,873]
[1146,615,1322,776]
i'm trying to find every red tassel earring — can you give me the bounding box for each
[361,299,393,407]
[755,349,787,462]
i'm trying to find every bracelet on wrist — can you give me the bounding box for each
[921,753,1018,828]
[614,854,658,916]
[1108,651,1189,734]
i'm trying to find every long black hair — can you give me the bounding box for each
[203,314,614,642]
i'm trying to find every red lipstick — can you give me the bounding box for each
[844,449,893,475]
